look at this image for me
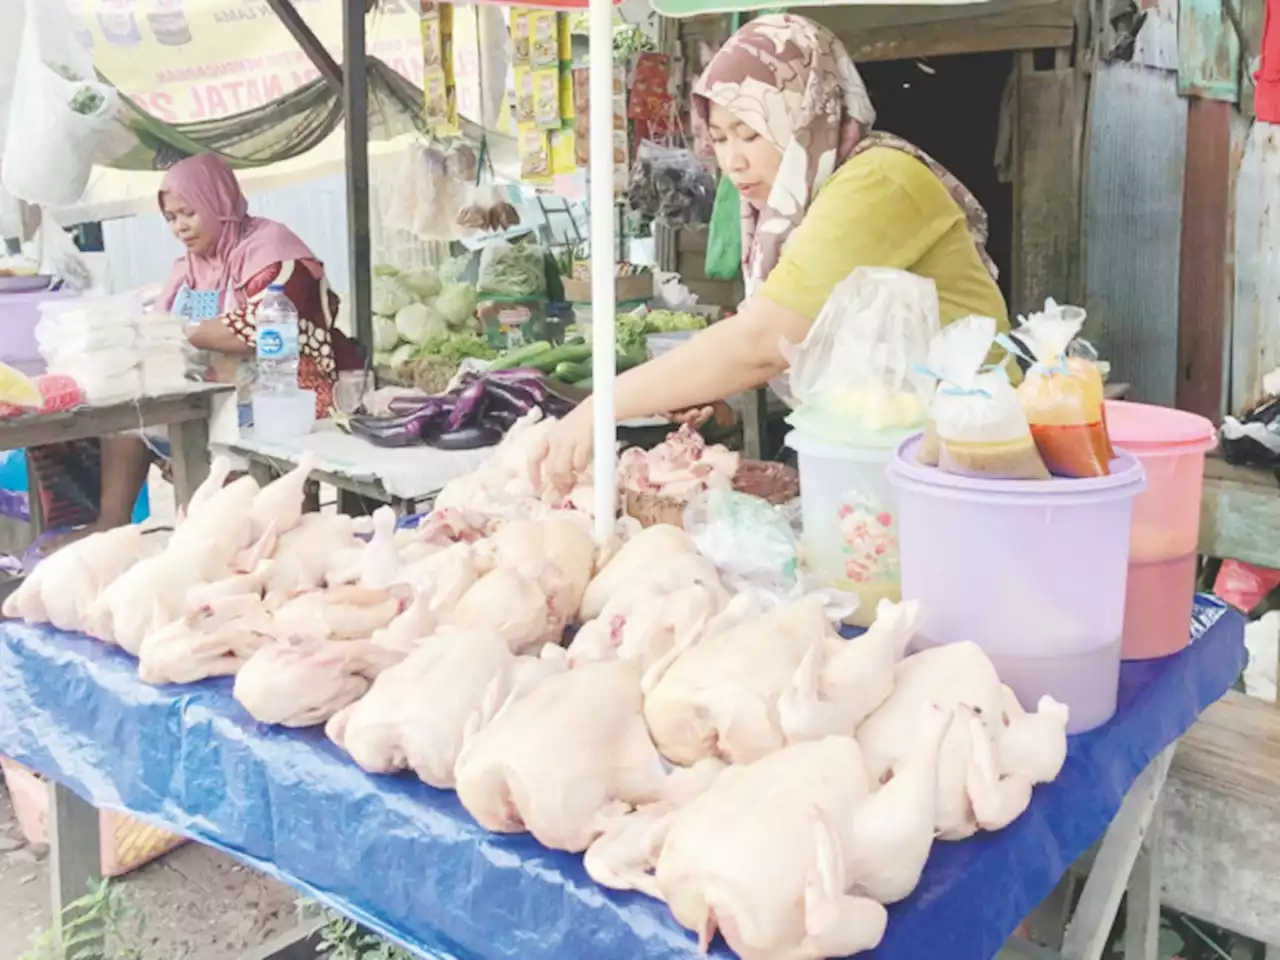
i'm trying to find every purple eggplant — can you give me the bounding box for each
[348,400,456,447]
[431,423,505,450]
[482,378,541,415]
[445,377,489,432]
[387,394,456,417]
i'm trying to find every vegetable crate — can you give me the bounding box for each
[0,756,186,877]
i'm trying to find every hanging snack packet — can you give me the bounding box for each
[784,267,939,444]
[1013,299,1113,477]
[923,315,1050,480]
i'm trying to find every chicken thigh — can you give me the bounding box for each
[233,636,393,727]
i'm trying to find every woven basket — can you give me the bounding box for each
[1,757,186,878]
[623,461,800,528]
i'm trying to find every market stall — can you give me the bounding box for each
[0,598,1245,960]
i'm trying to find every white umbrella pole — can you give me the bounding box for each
[588,0,617,542]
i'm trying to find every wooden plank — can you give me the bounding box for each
[168,417,211,511]
[678,228,709,254]
[845,20,1073,62]
[1160,691,1280,944]
[797,0,1069,33]
[1176,97,1232,421]
[0,384,232,453]
[683,278,741,310]
[1199,469,1280,567]
[1123,813,1161,959]
[48,781,103,954]
[1229,123,1280,415]
[1060,747,1175,960]
[238,919,327,960]
[1177,0,1243,101]
[1012,51,1086,314]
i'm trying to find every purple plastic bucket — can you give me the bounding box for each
[886,435,1147,734]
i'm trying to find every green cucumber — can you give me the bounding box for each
[489,340,552,371]
[554,360,586,380]
[528,342,593,373]
[572,376,593,390]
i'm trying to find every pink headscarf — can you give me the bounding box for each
[157,154,316,312]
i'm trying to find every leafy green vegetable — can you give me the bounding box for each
[395,301,447,342]
[477,241,549,298]
[372,274,414,316]
[373,315,400,352]
[615,312,651,356]
[410,332,498,365]
[437,282,478,330]
[646,309,708,333]
[401,267,442,300]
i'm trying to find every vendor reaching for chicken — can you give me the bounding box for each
[534,14,1007,487]
[29,154,361,550]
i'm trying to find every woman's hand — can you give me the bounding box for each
[667,401,737,430]
[533,401,595,491]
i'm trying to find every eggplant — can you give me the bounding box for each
[348,408,443,447]
[445,377,489,432]
[482,378,541,415]
[387,394,456,416]
[431,423,505,450]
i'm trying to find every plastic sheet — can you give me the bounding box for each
[0,597,1244,960]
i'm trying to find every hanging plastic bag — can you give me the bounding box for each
[627,140,716,227]
[783,267,939,444]
[704,176,742,281]
[1010,299,1113,478]
[921,315,1049,480]
[2,0,120,206]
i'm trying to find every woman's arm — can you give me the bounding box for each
[605,294,811,421]
[188,318,254,355]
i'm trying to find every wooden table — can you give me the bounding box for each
[0,383,234,536]
[0,382,232,949]
[1199,457,1280,570]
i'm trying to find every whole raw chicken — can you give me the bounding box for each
[473,514,597,624]
[248,453,317,540]
[271,585,407,642]
[857,642,1070,839]
[453,658,666,852]
[325,628,563,788]
[434,410,563,520]
[588,737,887,960]
[3,525,152,632]
[443,566,554,654]
[233,635,398,727]
[643,598,918,766]
[263,513,367,603]
[580,524,707,620]
[137,595,275,685]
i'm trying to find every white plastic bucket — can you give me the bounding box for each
[785,429,910,628]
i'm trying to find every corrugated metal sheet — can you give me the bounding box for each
[1133,0,1179,71]
[1177,0,1242,101]
[1083,62,1187,407]
[1230,121,1280,414]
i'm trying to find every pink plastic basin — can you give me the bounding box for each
[1104,400,1216,661]
[887,436,1146,734]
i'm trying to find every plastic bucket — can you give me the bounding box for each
[1105,401,1217,660]
[786,429,911,628]
[887,435,1146,733]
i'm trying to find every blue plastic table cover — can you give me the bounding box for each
[0,597,1245,960]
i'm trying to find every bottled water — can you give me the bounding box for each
[255,283,300,395]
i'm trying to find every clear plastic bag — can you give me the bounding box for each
[1012,299,1113,478]
[476,240,548,298]
[783,267,939,444]
[920,315,1049,480]
[685,489,858,622]
[383,143,461,241]
[627,141,716,228]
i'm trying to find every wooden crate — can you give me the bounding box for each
[0,756,186,878]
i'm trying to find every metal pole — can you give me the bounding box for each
[589,0,617,541]
[343,0,373,356]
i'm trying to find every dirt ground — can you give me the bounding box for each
[0,779,299,959]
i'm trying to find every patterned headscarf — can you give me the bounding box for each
[692,14,877,293]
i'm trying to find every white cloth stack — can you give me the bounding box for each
[36,293,192,404]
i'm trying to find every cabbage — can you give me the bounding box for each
[395,301,448,343]
[401,267,441,300]
[437,282,478,330]
[372,274,414,316]
[389,342,417,368]
[373,350,395,367]
[374,314,400,352]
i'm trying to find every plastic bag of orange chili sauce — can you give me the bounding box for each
[1012,299,1115,477]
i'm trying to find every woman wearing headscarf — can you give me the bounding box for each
[29,154,361,546]
[534,13,1007,485]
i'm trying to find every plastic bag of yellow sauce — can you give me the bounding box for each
[918,316,1049,479]
[1013,300,1113,477]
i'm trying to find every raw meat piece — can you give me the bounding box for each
[398,542,481,616]
[643,598,915,767]
[588,736,886,960]
[454,658,666,852]
[263,514,366,602]
[167,474,260,567]
[579,524,705,620]
[443,567,553,653]
[618,425,741,499]
[248,453,317,539]
[3,525,151,632]
[474,515,596,627]
[137,595,275,685]
[271,585,406,641]
[326,628,563,787]
[359,506,401,589]
[181,456,234,523]
[233,635,394,727]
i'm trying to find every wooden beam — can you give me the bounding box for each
[343,0,374,356]
[1176,97,1232,420]
[264,0,344,95]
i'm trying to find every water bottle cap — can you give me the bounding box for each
[267,283,285,292]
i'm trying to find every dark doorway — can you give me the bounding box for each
[857,52,1015,305]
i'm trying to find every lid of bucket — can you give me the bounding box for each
[886,434,1147,503]
[1104,400,1217,453]
[785,427,917,459]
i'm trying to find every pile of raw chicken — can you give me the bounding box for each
[4,411,1070,959]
